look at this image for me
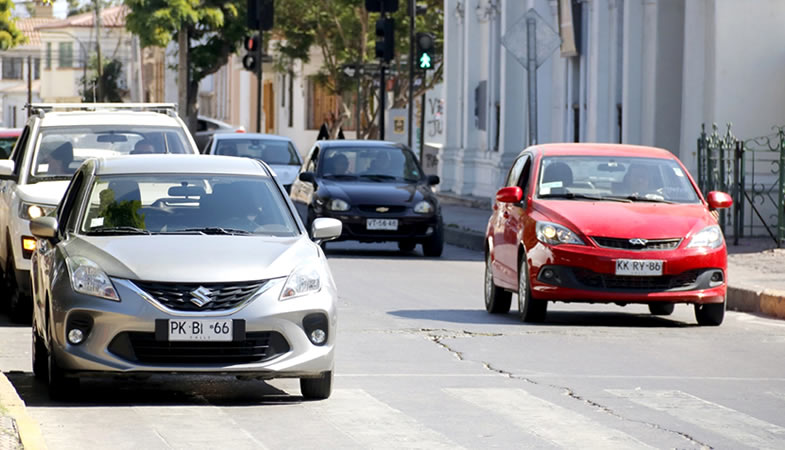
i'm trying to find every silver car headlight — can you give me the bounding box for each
[280,262,322,301]
[687,225,724,249]
[327,198,350,212]
[414,201,433,214]
[19,202,56,220]
[65,256,119,301]
[536,221,585,246]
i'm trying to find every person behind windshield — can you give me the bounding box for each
[46,142,74,175]
[326,153,349,176]
[131,139,157,155]
[367,151,392,175]
[623,164,663,198]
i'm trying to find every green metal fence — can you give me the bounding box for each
[697,123,784,248]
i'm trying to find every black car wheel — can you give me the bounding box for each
[48,322,79,400]
[300,371,333,400]
[484,252,511,314]
[695,300,725,326]
[398,240,416,252]
[32,314,48,381]
[422,223,444,257]
[518,256,547,323]
[648,302,675,316]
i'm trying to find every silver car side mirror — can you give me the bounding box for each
[311,217,342,243]
[30,216,58,239]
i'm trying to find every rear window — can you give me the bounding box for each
[214,139,300,165]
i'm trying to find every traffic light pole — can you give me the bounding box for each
[256,5,263,133]
[407,0,414,149]
[378,1,386,140]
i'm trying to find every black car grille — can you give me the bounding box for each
[591,237,682,251]
[357,204,407,214]
[132,280,267,312]
[109,331,290,365]
[573,268,699,291]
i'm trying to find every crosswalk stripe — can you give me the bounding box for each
[311,389,463,449]
[607,389,785,449]
[446,388,653,449]
[767,391,785,402]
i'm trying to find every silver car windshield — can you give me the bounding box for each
[214,139,300,165]
[79,174,299,236]
[537,156,701,204]
[31,125,193,180]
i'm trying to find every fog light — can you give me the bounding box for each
[542,269,555,279]
[310,329,326,345]
[426,226,434,235]
[68,328,85,345]
[711,272,722,282]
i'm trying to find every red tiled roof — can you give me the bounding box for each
[16,17,60,47]
[36,5,128,29]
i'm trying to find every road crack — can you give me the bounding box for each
[418,328,712,449]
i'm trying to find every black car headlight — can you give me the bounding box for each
[327,198,350,212]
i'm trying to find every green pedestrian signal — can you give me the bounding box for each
[418,52,432,70]
[416,32,435,71]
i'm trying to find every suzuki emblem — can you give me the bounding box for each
[376,207,390,213]
[629,238,648,246]
[190,286,214,308]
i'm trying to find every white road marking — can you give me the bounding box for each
[447,388,653,449]
[311,389,464,449]
[767,391,785,402]
[608,389,785,449]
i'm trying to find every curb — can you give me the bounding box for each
[0,373,46,450]
[444,226,485,253]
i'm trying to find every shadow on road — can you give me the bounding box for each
[388,308,694,328]
[5,371,311,408]
[323,242,482,262]
[0,311,30,328]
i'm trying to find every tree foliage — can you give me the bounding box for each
[274,0,444,139]
[81,57,126,102]
[0,0,26,50]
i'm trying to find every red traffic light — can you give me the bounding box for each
[244,35,260,52]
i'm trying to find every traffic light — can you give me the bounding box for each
[375,17,395,62]
[247,0,274,31]
[243,34,260,71]
[416,32,434,70]
[365,0,398,13]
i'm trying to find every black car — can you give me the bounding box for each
[289,140,444,256]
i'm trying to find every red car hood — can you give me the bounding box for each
[534,200,712,239]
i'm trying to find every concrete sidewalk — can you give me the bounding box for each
[438,193,785,321]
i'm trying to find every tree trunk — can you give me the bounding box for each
[178,29,194,132]
[186,80,199,133]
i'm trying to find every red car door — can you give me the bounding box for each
[493,154,532,289]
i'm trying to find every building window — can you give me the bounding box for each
[58,42,74,68]
[46,43,52,69]
[34,58,41,79]
[2,57,23,80]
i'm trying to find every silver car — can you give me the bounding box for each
[29,154,341,400]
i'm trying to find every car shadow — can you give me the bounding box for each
[0,312,31,328]
[4,371,313,407]
[323,242,482,262]
[388,308,695,328]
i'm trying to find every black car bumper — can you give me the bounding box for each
[318,211,441,243]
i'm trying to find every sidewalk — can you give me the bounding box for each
[438,193,785,320]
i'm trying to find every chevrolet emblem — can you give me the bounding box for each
[190,286,214,308]
[376,207,390,213]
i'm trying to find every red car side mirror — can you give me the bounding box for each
[496,186,523,203]
[707,191,733,209]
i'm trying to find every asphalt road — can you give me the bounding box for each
[2,242,785,449]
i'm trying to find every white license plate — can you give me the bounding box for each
[367,218,398,230]
[615,259,664,276]
[168,319,233,342]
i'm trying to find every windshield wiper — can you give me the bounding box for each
[624,194,675,204]
[88,226,151,235]
[178,227,252,235]
[540,192,632,203]
[32,175,73,182]
[359,174,397,181]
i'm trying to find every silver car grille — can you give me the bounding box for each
[131,280,268,312]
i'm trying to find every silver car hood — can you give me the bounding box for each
[269,165,300,185]
[65,234,318,283]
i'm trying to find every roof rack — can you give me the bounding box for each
[25,103,178,117]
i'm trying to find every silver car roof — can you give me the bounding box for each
[93,154,270,177]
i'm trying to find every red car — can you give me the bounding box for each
[484,143,733,326]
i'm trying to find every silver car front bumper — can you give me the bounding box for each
[48,277,336,378]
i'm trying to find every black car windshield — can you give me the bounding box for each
[214,138,301,165]
[31,125,193,181]
[536,155,700,204]
[319,146,422,181]
[80,174,299,237]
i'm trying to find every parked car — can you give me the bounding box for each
[289,140,444,256]
[0,103,199,321]
[0,128,22,159]
[194,115,244,152]
[204,133,303,192]
[484,143,733,325]
[29,154,342,400]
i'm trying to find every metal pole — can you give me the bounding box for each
[407,0,415,148]
[733,140,741,245]
[419,91,425,162]
[779,130,785,247]
[256,5,263,133]
[380,65,385,140]
[356,68,361,138]
[526,17,537,146]
[93,0,103,102]
[26,56,32,117]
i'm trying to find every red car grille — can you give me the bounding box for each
[574,269,699,290]
[591,237,682,251]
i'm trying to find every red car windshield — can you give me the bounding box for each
[537,156,701,204]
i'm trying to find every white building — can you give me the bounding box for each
[440,0,785,200]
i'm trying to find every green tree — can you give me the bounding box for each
[274,0,443,139]
[0,0,26,50]
[81,57,126,102]
[124,0,248,131]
